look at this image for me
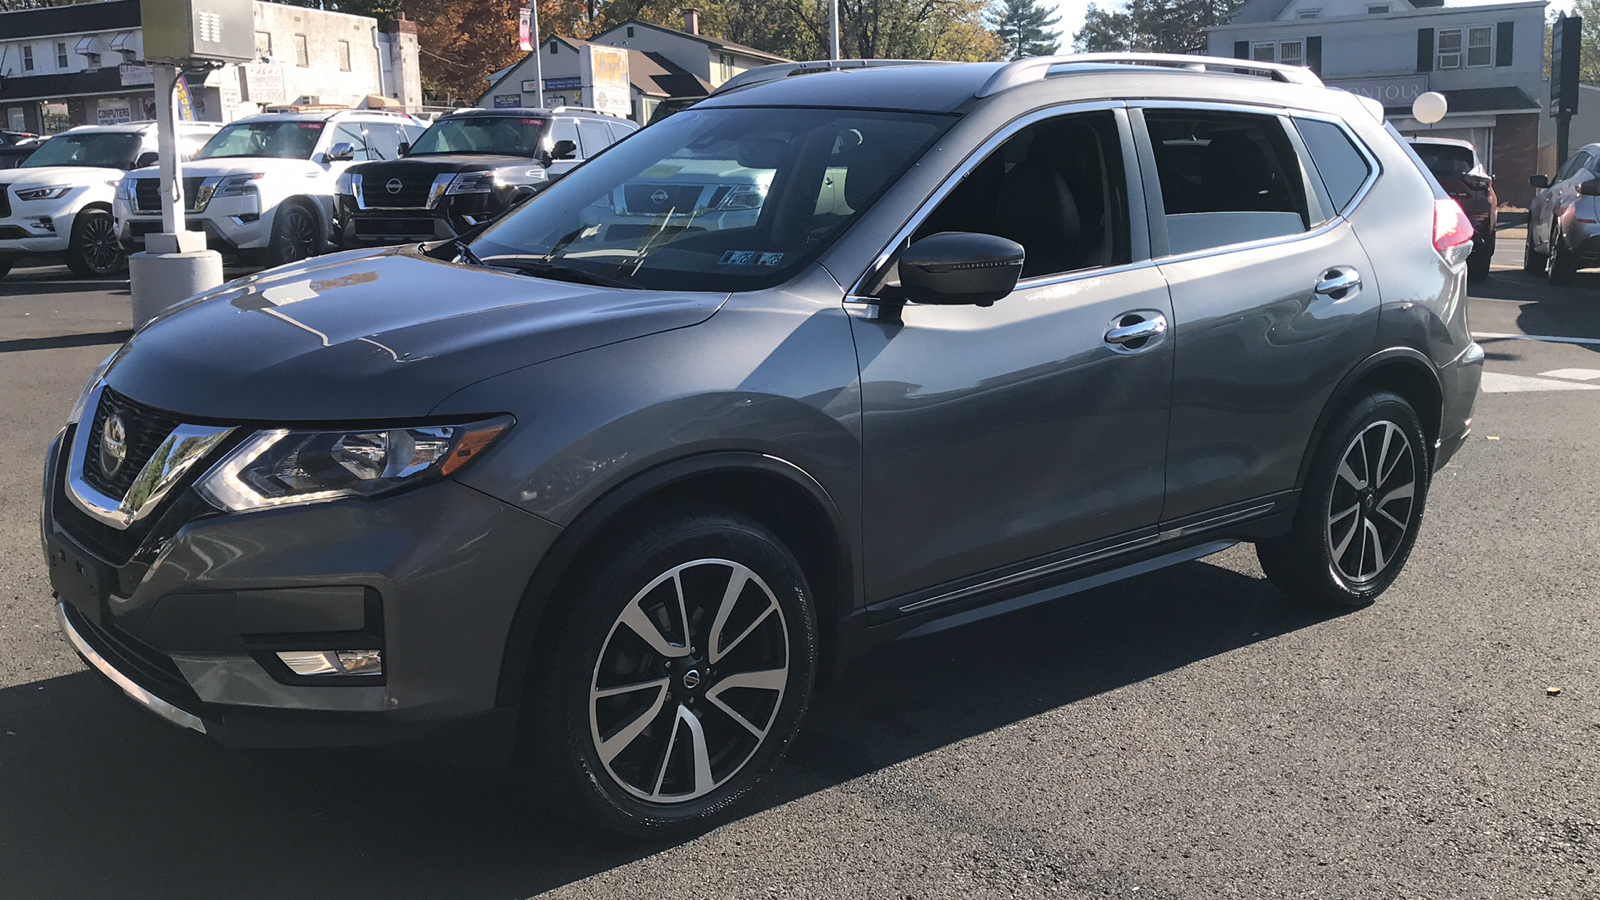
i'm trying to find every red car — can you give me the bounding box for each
[1410,137,1497,281]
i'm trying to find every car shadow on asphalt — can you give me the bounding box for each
[0,330,132,354]
[0,559,1331,898]
[1472,270,1600,353]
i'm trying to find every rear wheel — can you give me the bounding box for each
[1257,391,1430,608]
[65,209,124,278]
[1524,225,1547,273]
[0,256,12,280]
[1547,226,1578,284]
[523,504,818,839]
[267,201,322,267]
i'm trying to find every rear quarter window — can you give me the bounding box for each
[1295,118,1373,213]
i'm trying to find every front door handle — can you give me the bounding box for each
[1315,266,1362,297]
[1105,312,1168,347]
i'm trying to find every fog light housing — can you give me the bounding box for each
[277,649,383,677]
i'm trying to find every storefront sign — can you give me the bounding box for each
[119,64,154,87]
[542,77,581,91]
[96,97,132,125]
[580,45,630,118]
[495,94,522,108]
[1327,75,1429,106]
[242,64,287,104]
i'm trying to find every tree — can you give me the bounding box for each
[1551,4,1600,84]
[1073,0,1247,55]
[1074,3,1133,52]
[988,0,1060,59]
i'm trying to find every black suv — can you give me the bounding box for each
[43,55,1481,840]
[334,107,637,248]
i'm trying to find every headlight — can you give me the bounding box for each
[115,178,135,201]
[215,173,263,197]
[446,171,497,195]
[195,417,512,513]
[718,185,766,211]
[335,170,357,196]
[67,351,118,425]
[15,186,71,202]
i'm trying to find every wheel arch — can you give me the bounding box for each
[1296,347,1444,490]
[494,450,857,709]
[276,194,329,240]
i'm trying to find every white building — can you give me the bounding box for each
[0,0,422,134]
[1206,0,1548,205]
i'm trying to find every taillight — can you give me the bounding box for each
[1579,179,1600,196]
[1433,198,1475,267]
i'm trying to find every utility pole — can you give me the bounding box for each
[829,0,841,60]
[531,0,545,108]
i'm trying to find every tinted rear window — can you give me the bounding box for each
[1297,119,1373,212]
[1410,143,1476,178]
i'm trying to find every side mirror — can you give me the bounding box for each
[397,141,410,157]
[326,142,356,163]
[133,151,159,169]
[1529,174,1550,189]
[550,139,578,161]
[895,232,1024,308]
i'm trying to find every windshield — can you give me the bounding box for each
[1412,143,1478,178]
[21,132,140,169]
[471,107,952,291]
[408,116,547,155]
[196,121,325,160]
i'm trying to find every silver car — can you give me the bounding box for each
[1526,142,1600,283]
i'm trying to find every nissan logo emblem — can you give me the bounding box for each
[386,178,403,194]
[651,189,669,204]
[100,413,128,479]
[681,669,701,689]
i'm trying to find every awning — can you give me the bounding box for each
[1384,86,1539,117]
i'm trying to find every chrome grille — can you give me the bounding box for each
[82,387,183,501]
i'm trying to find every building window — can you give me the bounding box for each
[338,40,351,71]
[1280,40,1304,67]
[1366,4,1389,13]
[626,26,634,37]
[1467,25,1493,67]
[1252,42,1275,62]
[1296,9,1321,18]
[294,33,309,67]
[56,41,68,69]
[255,31,272,60]
[549,41,558,54]
[1437,28,1462,69]
[22,45,33,72]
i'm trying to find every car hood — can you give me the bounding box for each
[126,156,325,179]
[103,245,729,422]
[0,165,123,187]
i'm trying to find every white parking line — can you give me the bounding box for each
[1541,368,1600,381]
[1474,331,1600,347]
[1481,372,1600,393]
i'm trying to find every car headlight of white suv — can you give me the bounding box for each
[14,186,72,202]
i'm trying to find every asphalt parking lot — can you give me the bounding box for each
[1,235,1597,899]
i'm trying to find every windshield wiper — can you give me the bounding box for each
[450,239,486,267]
[478,254,633,288]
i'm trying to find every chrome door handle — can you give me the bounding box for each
[1315,267,1362,296]
[1105,313,1168,346]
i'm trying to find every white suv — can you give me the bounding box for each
[0,121,218,280]
[115,109,424,266]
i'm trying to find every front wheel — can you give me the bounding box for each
[0,256,12,280]
[266,201,322,267]
[1547,226,1578,284]
[65,209,124,278]
[1524,225,1548,273]
[1257,391,1430,608]
[524,505,819,839]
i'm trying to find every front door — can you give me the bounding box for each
[851,109,1175,604]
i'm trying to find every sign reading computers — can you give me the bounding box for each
[141,0,255,63]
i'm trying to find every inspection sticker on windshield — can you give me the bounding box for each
[719,250,783,267]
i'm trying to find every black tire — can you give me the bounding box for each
[1467,242,1491,282]
[65,208,124,278]
[1256,391,1430,608]
[522,504,819,839]
[266,201,322,267]
[1524,225,1547,273]
[0,256,12,280]
[1547,226,1578,285]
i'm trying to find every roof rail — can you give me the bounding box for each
[975,52,1324,98]
[550,105,620,117]
[713,59,952,95]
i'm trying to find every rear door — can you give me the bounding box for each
[1134,105,1381,525]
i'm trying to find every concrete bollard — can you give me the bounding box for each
[128,232,224,328]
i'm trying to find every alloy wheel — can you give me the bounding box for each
[589,558,790,804]
[278,208,317,262]
[1326,420,1416,585]
[79,215,121,274]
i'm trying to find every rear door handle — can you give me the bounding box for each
[1105,312,1168,347]
[1315,266,1362,297]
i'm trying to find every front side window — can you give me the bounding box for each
[21,132,140,168]
[365,123,405,160]
[1437,29,1463,69]
[1145,110,1311,256]
[577,119,613,157]
[407,116,547,155]
[196,121,325,160]
[910,111,1130,279]
[333,123,372,161]
[548,119,581,156]
[1467,25,1493,67]
[471,107,951,292]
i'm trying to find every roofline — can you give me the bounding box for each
[1208,0,1547,31]
[595,19,790,63]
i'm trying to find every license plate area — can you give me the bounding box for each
[45,536,113,625]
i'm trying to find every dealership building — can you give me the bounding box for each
[1207,0,1549,206]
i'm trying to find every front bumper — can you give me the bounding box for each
[42,422,560,747]
[335,192,514,249]
[0,205,75,253]
[117,194,272,253]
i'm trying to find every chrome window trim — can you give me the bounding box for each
[65,384,234,531]
[846,100,1130,300]
[1130,100,1382,266]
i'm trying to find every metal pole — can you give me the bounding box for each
[1558,115,1571,167]
[829,0,840,60]
[152,64,185,235]
[532,0,545,108]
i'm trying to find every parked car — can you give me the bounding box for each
[0,130,44,169]
[43,55,1481,839]
[1526,142,1600,283]
[115,107,425,265]
[334,107,636,249]
[0,121,218,280]
[1408,137,1496,281]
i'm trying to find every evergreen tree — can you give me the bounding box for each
[988,0,1062,60]
[1073,0,1247,55]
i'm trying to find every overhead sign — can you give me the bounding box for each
[494,94,522,108]
[581,45,630,118]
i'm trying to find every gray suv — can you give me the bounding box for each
[41,55,1482,839]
